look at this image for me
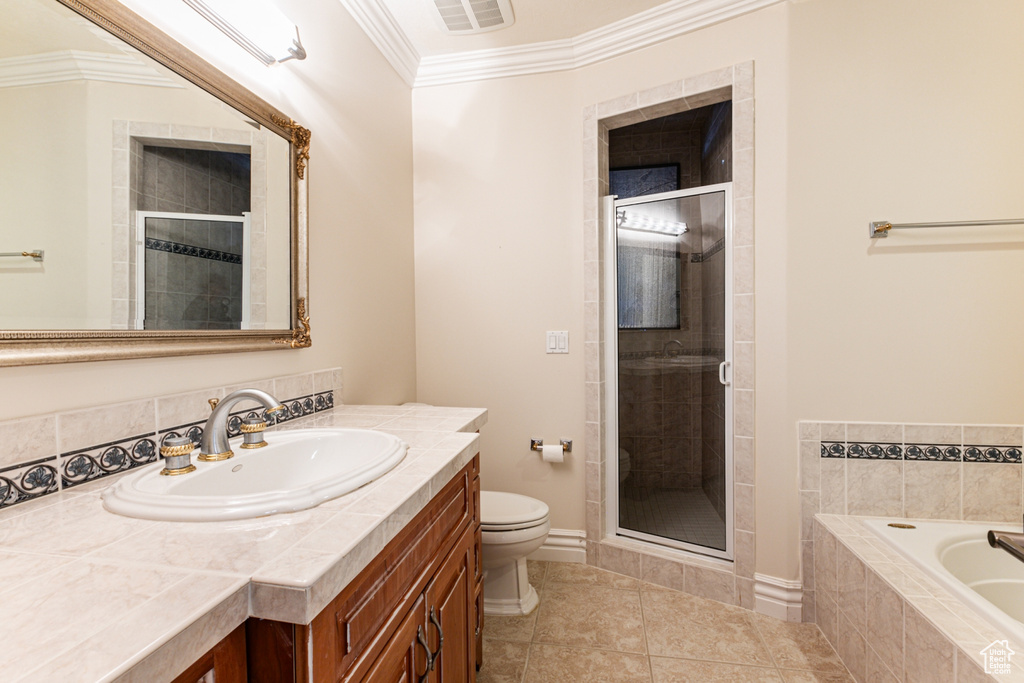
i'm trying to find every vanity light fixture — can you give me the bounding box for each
[183,0,307,66]
[616,209,688,237]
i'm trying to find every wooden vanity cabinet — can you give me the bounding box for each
[423,523,474,681]
[360,595,427,683]
[171,624,247,683]
[247,455,482,683]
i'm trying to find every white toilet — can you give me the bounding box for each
[480,491,550,616]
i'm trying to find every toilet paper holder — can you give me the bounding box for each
[530,439,572,453]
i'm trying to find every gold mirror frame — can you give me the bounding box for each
[0,0,311,367]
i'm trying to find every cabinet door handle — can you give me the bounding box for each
[416,625,432,682]
[428,606,444,671]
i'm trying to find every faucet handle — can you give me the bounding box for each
[239,415,269,449]
[160,436,196,476]
[208,398,220,412]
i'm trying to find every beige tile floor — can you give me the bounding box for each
[478,561,853,683]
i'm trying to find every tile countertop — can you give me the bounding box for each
[0,404,487,683]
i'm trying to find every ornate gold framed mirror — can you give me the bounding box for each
[0,0,310,366]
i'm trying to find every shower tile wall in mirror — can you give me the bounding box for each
[0,0,293,331]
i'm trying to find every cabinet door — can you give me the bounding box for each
[311,463,474,683]
[425,526,475,682]
[362,596,430,683]
[170,624,246,683]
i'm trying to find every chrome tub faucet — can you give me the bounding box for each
[199,389,287,462]
[987,516,1024,565]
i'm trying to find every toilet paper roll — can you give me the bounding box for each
[541,444,563,463]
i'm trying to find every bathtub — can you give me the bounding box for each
[863,518,1024,645]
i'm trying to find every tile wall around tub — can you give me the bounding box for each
[814,515,1015,683]
[0,368,343,513]
[797,420,1024,624]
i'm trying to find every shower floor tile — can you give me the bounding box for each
[618,486,726,550]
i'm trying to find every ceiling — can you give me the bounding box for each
[376,0,672,57]
[340,0,783,87]
[1,0,121,59]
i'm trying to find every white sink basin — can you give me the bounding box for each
[102,428,408,522]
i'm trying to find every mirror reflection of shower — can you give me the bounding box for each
[137,213,249,330]
[134,146,253,330]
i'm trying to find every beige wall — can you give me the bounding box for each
[787,0,1024,425]
[0,83,91,328]
[413,69,587,529]
[782,0,1024,581]
[412,6,788,538]
[0,0,417,418]
[414,0,1024,581]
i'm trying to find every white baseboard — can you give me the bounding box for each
[527,528,587,564]
[754,573,803,622]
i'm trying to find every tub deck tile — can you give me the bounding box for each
[815,514,1024,683]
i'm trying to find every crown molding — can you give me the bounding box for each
[573,0,781,68]
[337,0,420,87]
[413,0,783,87]
[0,50,181,89]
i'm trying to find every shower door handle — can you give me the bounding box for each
[719,361,731,386]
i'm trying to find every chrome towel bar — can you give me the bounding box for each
[870,219,1024,238]
[0,250,44,261]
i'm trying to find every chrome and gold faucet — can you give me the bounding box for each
[198,389,287,462]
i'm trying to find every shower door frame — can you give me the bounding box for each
[603,183,735,561]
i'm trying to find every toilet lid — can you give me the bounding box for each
[480,491,549,530]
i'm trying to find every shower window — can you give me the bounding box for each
[616,239,680,329]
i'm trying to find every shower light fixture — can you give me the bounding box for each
[616,210,688,236]
[183,0,307,66]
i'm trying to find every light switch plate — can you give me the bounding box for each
[546,331,568,354]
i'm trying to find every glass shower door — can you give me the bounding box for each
[604,184,733,560]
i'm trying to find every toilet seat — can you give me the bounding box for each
[480,491,549,531]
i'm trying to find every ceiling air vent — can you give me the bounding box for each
[432,0,515,34]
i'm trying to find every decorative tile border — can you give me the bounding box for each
[819,440,1021,463]
[0,457,59,507]
[821,442,845,458]
[619,347,723,361]
[904,443,961,461]
[846,442,901,460]
[0,371,340,510]
[61,434,159,489]
[964,445,1022,464]
[690,237,726,263]
[145,238,242,265]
